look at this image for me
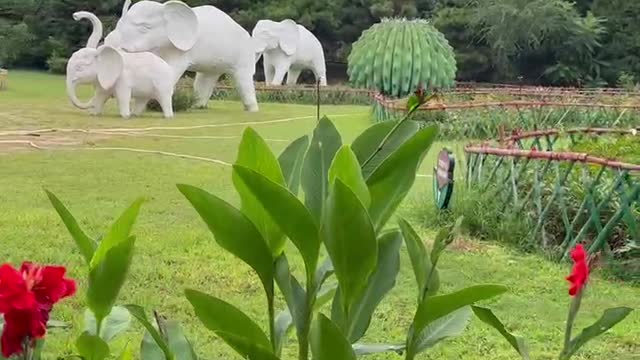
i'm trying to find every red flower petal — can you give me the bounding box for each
[0,264,35,313]
[566,244,590,297]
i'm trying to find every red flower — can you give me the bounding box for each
[0,262,76,357]
[565,244,589,297]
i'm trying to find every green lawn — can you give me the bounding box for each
[0,71,638,359]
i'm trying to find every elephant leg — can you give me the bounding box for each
[158,93,174,119]
[286,68,302,85]
[89,91,111,116]
[312,67,328,86]
[271,66,288,86]
[193,72,221,108]
[263,62,275,84]
[232,70,259,113]
[116,87,132,119]
[133,98,150,116]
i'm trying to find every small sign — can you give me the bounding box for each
[433,148,455,209]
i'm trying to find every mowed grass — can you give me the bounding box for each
[0,71,638,359]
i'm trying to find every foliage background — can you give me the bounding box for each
[1,0,640,86]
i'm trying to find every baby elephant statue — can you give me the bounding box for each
[66,11,175,118]
[252,19,327,86]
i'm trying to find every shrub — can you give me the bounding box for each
[147,77,197,112]
[46,56,68,75]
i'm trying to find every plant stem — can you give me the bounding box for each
[360,94,434,169]
[268,294,276,354]
[299,275,316,360]
[561,289,584,359]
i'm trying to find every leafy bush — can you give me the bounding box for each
[147,77,197,112]
[46,56,68,75]
[212,85,372,106]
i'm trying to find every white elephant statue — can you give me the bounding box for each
[105,0,259,112]
[66,12,176,118]
[252,19,327,86]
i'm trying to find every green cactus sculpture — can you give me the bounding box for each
[348,18,457,98]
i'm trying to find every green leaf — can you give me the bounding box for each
[90,198,144,269]
[278,135,310,195]
[366,125,439,231]
[232,127,287,257]
[274,256,306,339]
[314,257,335,289]
[406,94,421,112]
[472,306,529,360]
[430,217,463,267]
[185,289,273,358]
[322,179,377,332]
[334,230,402,342]
[125,305,173,360]
[273,280,338,357]
[329,145,371,207]
[311,314,356,360]
[351,121,420,180]
[562,307,633,359]
[140,319,197,360]
[32,339,45,360]
[76,332,110,360]
[399,219,440,302]
[45,190,97,264]
[84,306,131,342]
[352,343,405,356]
[232,165,320,275]
[87,235,136,327]
[408,285,508,357]
[412,306,472,354]
[177,184,274,299]
[301,116,343,222]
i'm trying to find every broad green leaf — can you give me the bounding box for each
[125,305,173,360]
[399,219,440,302]
[232,127,287,256]
[322,180,377,326]
[413,306,472,354]
[314,257,335,289]
[273,310,294,357]
[406,93,421,112]
[273,281,338,357]
[87,236,136,326]
[185,289,273,358]
[76,332,110,360]
[211,333,281,360]
[274,256,306,338]
[352,343,405,356]
[409,285,507,356]
[140,319,197,360]
[45,190,97,264]
[562,307,633,359]
[351,120,420,180]
[90,198,144,269]
[335,230,402,342]
[177,184,274,299]
[301,116,343,222]
[311,314,356,360]
[233,165,320,274]
[84,306,131,342]
[367,125,439,231]
[328,145,371,207]
[278,135,310,195]
[472,306,529,359]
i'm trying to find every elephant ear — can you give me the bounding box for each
[96,45,124,89]
[252,20,272,53]
[278,19,299,56]
[163,1,198,51]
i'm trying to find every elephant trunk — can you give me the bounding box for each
[66,76,93,110]
[73,11,103,48]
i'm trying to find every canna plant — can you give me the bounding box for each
[177,92,523,360]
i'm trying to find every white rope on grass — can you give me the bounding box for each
[0,113,361,137]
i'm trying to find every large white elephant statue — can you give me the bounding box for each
[66,12,176,118]
[105,0,259,112]
[252,19,327,86]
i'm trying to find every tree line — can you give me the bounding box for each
[1,0,638,87]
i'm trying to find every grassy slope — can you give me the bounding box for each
[0,71,638,359]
